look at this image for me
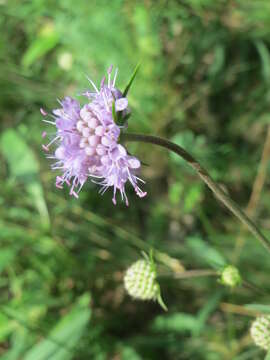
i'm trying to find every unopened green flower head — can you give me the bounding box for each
[250,315,270,351]
[124,252,167,311]
[220,265,242,288]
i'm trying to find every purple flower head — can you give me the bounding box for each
[41,66,146,205]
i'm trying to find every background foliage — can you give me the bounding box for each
[1,0,270,359]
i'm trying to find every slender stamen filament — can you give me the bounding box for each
[113,68,118,87]
[86,76,99,93]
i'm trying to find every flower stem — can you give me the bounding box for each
[159,269,218,279]
[122,133,270,253]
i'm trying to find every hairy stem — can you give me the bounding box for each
[122,133,270,253]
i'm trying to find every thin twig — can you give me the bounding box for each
[159,269,217,279]
[159,269,265,295]
[242,280,266,296]
[233,125,270,261]
[122,133,270,253]
[246,126,270,215]
[220,302,259,317]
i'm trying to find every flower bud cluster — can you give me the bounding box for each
[124,254,167,311]
[220,265,242,288]
[250,315,270,351]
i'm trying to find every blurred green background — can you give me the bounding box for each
[1,0,270,359]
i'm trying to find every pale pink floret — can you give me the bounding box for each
[41,66,146,205]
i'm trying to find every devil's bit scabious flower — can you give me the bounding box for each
[41,66,146,205]
[250,315,270,351]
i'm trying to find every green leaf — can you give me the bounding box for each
[169,183,183,205]
[208,45,225,77]
[1,327,29,360]
[151,313,198,333]
[24,293,91,360]
[0,129,50,228]
[187,236,227,270]
[265,350,270,360]
[255,40,270,83]
[170,131,209,170]
[244,304,270,314]
[183,184,202,213]
[0,248,16,274]
[195,291,223,335]
[0,313,16,342]
[123,62,141,97]
[121,346,142,360]
[22,23,59,68]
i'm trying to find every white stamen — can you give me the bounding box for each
[135,176,146,184]
[86,75,99,93]
[42,120,56,125]
[113,68,118,87]
[57,98,63,106]
[46,135,61,148]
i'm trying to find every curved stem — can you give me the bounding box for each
[122,133,270,253]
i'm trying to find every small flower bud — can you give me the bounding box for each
[115,98,128,112]
[220,265,242,288]
[124,254,167,311]
[124,259,158,300]
[250,316,270,350]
